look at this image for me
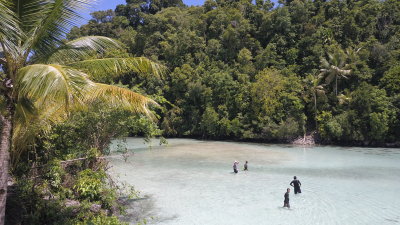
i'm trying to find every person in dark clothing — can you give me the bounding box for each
[283,188,290,208]
[233,161,239,173]
[243,161,248,171]
[290,176,302,194]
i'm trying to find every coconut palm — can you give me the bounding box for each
[0,1,164,223]
[305,74,325,128]
[318,49,351,96]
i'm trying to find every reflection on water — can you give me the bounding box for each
[109,138,400,225]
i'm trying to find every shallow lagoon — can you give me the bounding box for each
[109,138,400,225]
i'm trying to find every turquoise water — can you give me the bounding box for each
[109,138,400,225]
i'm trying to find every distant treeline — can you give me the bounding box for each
[69,0,400,146]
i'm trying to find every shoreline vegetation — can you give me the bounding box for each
[162,135,400,148]
[1,0,400,224]
[0,0,164,223]
[68,0,400,148]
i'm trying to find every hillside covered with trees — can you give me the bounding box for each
[1,0,400,224]
[69,0,400,146]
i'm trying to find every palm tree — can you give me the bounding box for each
[318,49,351,96]
[305,74,325,128]
[0,1,164,223]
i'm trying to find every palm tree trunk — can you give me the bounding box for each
[0,113,12,225]
[335,75,338,96]
[314,91,317,129]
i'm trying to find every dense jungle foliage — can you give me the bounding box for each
[0,0,163,224]
[68,0,400,146]
[7,104,160,225]
[3,0,400,224]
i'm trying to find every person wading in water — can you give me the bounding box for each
[243,161,248,171]
[283,188,290,208]
[290,176,302,194]
[233,161,239,173]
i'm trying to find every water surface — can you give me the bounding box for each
[109,138,400,225]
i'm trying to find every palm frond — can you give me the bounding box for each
[12,122,43,166]
[16,0,50,32]
[12,102,67,167]
[0,0,20,59]
[36,36,123,64]
[14,97,37,125]
[16,64,94,108]
[68,57,166,81]
[337,69,351,78]
[320,58,330,69]
[346,47,360,62]
[0,48,5,65]
[315,85,325,96]
[22,0,97,58]
[15,0,54,58]
[319,69,334,85]
[324,71,336,84]
[84,83,158,117]
[11,82,158,166]
[337,54,346,68]
[327,53,334,62]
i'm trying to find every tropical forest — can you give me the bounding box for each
[0,0,399,224]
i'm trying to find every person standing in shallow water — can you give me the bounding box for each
[290,176,302,194]
[243,161,248,171]
[233,161,239,173]
[283,188,290,208]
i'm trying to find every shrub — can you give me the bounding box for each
[74,215,127,225]
[74,169,106,201]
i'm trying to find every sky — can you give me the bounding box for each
[81,0,205,23]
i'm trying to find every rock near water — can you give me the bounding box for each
[291,134,315,145]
